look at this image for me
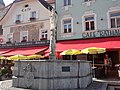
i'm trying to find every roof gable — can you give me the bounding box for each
[0,0,54,22]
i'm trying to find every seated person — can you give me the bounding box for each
[104,54,112,66]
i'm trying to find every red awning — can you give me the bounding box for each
[44,52,61,58]
[56,37,120,51]
[2,46,48,56]
[0,48,15,55]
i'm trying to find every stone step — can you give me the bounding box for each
[107,83,120,90]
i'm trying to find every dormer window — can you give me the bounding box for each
[30,11,36,21]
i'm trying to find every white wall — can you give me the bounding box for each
[1,0,51,43]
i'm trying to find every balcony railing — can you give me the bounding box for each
[0,40,50,49]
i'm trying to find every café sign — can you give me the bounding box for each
[82,29,120,38]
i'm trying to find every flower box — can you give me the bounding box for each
[40,38,47,40]
[30,17,36,21]
[15,20,21,24]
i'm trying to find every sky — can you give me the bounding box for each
[4,0,14,6]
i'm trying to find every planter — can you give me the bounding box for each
[15,20,21,24]
[40,38,47,40]
[30,17,36,21]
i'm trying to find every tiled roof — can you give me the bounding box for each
[38,0,53,11]
[14,0,55,4]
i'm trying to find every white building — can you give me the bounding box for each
[0,0,55,56]
[0,0,55,44]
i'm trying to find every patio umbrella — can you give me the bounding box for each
[60,49,81,55]
[81,47,106,54]
[60,49,81,60]
[81,47,106,67]
[8,55,28,60]
[81,47,106,78]
[0,56,6,59]
[27,54,44,59]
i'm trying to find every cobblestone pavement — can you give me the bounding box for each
[86,81,107,90]
[0,80,30,90]
[0,79,107,90]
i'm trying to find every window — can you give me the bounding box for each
[15,14,21,23]
[40,30,48,40]
[0,25,3,35]
[84,0,92,2]
[64,0,71,6]
[110,12,120,28]
[16,14,21,21]
[7,34,13,43]
[31,11,36,18]
[63,19,72,33]
[20,31,28,42]
[84,16,95,31]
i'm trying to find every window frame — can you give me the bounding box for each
[84,16,95,31]
[16,14,21,21]
[82,0,96,6]
[63,0,72,6]
[20,31,28,42]
[109,12,120,28]
[84,0,92,2]
[82,13,97,31]
[30,11,36,18]
[7,33,13,43]
[61,17,73,34]
[40,29,48,40]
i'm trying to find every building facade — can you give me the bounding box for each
[56,0,120,40]
[1,0,54,44]
[56,0,120,74]
[0,0,55,56]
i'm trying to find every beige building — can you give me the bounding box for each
[0,0,55,44]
